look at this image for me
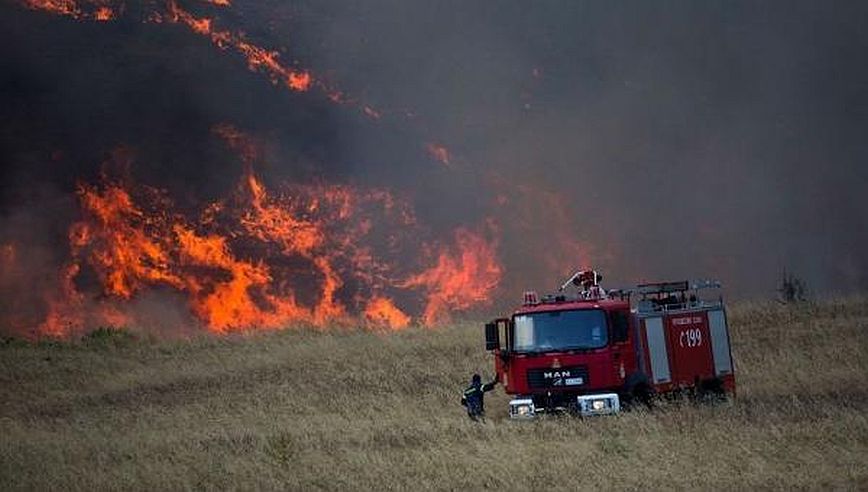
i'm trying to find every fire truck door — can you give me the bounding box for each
[707,309,733,377]
[644,317,671,384]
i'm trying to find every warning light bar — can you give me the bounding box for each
[522,291,540,305]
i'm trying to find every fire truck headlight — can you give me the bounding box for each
[509,398,536,419]
[577,393,620,416]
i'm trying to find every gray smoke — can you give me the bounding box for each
[284,0,868,297]
[2,0,867,316]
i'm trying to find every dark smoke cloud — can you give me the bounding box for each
[2,0,868,314]
[286,0,868,296]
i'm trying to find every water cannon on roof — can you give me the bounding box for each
[558,269,601,291]
[558,269,606,300]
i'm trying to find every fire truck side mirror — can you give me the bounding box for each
[484,322,500,351]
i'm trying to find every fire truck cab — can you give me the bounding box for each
[484,270,735,418]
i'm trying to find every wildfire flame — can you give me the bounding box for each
[71,182,183,299]
[402,224,502,326]
[22,0,82,18]
[22,126,502,337]
[159,1,312,93]
[93,5,113,21]
[363,296,411,330]
[22,0,116,20]
[19,0,389,118]
[6,2,604,339]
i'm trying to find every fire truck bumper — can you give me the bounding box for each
[577,393,620,416]
[509,393,621,418]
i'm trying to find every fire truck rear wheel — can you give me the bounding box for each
[697,378,728,404]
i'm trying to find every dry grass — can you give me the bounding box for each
[2,298,867,490]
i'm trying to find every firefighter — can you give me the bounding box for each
[461,373,498,421]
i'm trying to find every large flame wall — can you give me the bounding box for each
[0,0,603,338]
[30,129,504,335]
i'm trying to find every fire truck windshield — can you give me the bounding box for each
[513,309,608,352]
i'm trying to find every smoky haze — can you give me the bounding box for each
[290,0,868,296]
[2,0,868,328]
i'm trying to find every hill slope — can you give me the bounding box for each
[2,299,867,490]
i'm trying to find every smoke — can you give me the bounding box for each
[2,1,868,336]
[292,0,868,294]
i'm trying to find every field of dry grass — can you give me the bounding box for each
[2,298,867,490]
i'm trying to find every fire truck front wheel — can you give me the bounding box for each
[621,374,652,409]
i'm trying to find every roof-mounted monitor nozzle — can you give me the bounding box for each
[559,269,606,300]
[559,269,602,291]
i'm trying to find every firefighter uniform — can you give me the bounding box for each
[461,374,497,421]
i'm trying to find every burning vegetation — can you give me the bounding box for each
[4,0,603,338]
[19,0,384,116]
[20,126,503,337]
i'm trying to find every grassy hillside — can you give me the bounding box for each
[2,298,867,490]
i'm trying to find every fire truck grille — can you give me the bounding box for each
[527,366,589,389]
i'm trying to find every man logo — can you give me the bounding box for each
[543,371,571,379]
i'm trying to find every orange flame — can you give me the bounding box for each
[73,182,183,298]
[287,71,312,91]
[93,5,113,21]
[22,0,81,18]
[174,225,312,332]
[21,126,503,338]
[22,0,117,20]
[20,0,407,119]
[163,1,313,92]
[8,0,520,337]
[403,225,502,326]
[364,297,411,330]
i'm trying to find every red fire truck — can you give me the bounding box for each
[484,270,735,418]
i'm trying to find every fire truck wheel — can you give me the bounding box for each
[622,374,652,410]
[697,378,728,404]
[633,383,652,408]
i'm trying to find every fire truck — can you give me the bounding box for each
[484,270,735,418]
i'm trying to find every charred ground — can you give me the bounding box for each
[1,297,866,490]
